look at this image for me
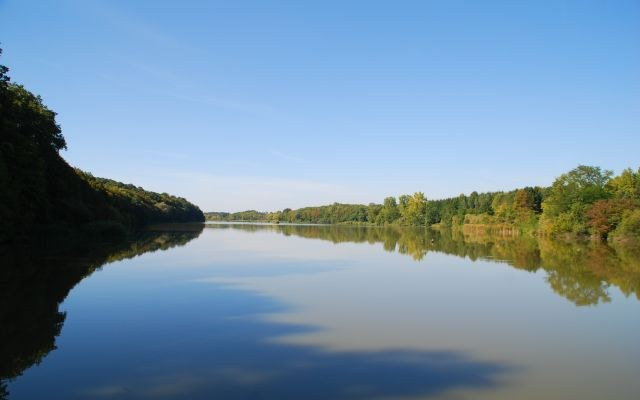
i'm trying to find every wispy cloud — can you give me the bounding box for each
[175,92,284,119]
[93,61,285,119]
[78,2,287,120]
[83,0,200,54]
[95,58,284,119]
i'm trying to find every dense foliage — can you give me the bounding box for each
[0,49,204,243]
[205,210,265,222]
[208,166,640,243]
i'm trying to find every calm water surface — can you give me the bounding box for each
[2,223,639,399]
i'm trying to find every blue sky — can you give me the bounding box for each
[1,0,638,211]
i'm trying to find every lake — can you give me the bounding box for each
[2,223,639,399]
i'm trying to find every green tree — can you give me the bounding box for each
[611,209,640,242]
[491,192,514,222]
[541,166,613,234]
[607,168,640,200]
[380,196,400,223]
[400,192,427,226]
[0,47,203,242]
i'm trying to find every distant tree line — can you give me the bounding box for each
[0,48,204,243]
[207,165,640,244]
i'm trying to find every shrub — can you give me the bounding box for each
[611,209,640,243]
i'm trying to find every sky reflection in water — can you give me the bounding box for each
[4,224,640,399]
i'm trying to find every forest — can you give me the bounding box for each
[207,165,640,244]
[0,49,204,244]
[3,45,637,246]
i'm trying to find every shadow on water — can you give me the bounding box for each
[9,283,515,400]
[207,223,640,306]
[0,224,205,399]
[1,223,517,400]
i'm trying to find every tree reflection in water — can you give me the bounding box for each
[0,224,204,399]
[3,222,639,399]
[207,223,640,306]
[1,223,518,400]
